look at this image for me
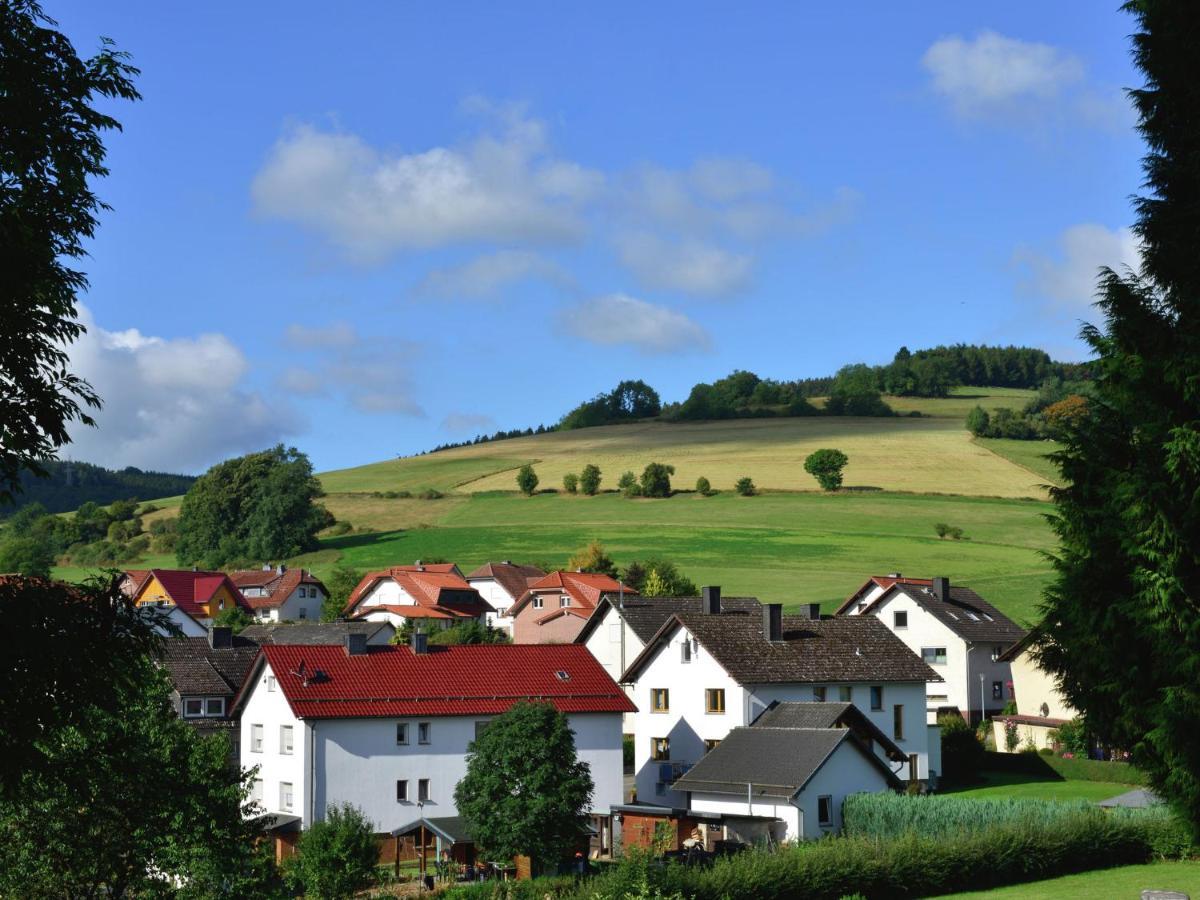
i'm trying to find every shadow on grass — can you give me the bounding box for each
[321,529,408,552]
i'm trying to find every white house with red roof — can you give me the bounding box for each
[234,634,634,855]
[508,571,635,645]
[228,565,328,623]
[465,561,546,633]
[342,562,494,629]
[130,568,252,627]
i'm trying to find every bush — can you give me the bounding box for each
[562,473,579,494]
[618,471,640,498]
[579,464,602,495]
[326,521,352,536]
[979,750,1146,785]
[286,803,378,899]
[516,465,539,496]
[695,476,712,496]
[939,713,983,781]
[416,487,444,500]
[639,463,674,498]
[734,477,756,496]
[803,448,849,491]
[1050,716,1089,757]
[966,405,990,436]
[623,734,634,769]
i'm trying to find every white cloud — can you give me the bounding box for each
[279,321,425,416]
[616,234,753,297]
[415,250,570,299]
[558,293,710,354]
[441,412,497,435]
[1015,223,1142,309]
[65,307,301,473]
[251,110,602,261]
[922,31,1085,116]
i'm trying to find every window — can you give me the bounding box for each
[838,685,853,703]
[418,779,430,802]
[559,596,570,608]
[251,779,263,804]
[705,689,726,714]
[680,640,692,663]
[651,737,670,761]
[817,795,833,827]
[991,644,1002,661]
[205,697,224,716]
[964,611,980,621]
[280,782,293,811]
[251,724,263,753]
[992,681,1003,701]
[655,781,668,797]
[921,647,948,665]
[298,608,308,620]
[474,720,491,740]
[532,597,544,609]
[813,686,827,702]
[870,686,883,710]
[183,698,204,718]
[267,675,277,692]
[893,704,905,741]
[893,610,908,629]
[609,623,621,643]
[280,725,294,755]
[418,722,431,745]
[651,688,669,713]
[396,723,409,745]
[396,780,409,802]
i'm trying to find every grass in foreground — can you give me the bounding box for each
[935,860,1200,899]
[941,771,1131,803]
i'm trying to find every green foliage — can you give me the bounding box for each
[516,464,539,496]
[562,472,579,494]
[934,522,965,540]
[979,750,1146,786]
[417,487,445,500]
[176,445,332,568]
[1050,717,1089,757]
[734,476,756,496]
[1034,0,1200,842]
[803,448,849,491]
[623,734,634,768]
[617,474,644,503]
[322,565,362,621]
[621,557,696,596]
[579,463,602,495]
[2,460,195,516]
[966,405,990,436]
[694,476,712,496]
[639,462,674,498]
[825,364,893,417]
[558,380,661,430]
[566,540,619,579]
[286,802,378,900]
[428,620,511,645]
[939,713,984,781]
[0,533,55,577]
[0,1,140,503]
[455,701,594,873]
[213,604,253,633]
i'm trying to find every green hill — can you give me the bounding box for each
[4,461,196,516]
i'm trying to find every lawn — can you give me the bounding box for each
[976,437,1065,487]
[935,861,1200,899]
[941,771,1130,803]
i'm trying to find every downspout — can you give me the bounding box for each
[307,720,316,828]
[964,644,974,725]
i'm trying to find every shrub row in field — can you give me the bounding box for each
[980,750,1147,785]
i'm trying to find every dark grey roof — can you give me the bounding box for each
[672,727,900,798]
[1098,788,1161,809]
[577,595,761,645]
[623,610,941,685]
[751,702,907,762]
[158,636,260,698]
[390,816,475,842]
[882,584,1027,644]
[240,621,392,645]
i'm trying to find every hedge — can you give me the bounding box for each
[980,750,1147,785]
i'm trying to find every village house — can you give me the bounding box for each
[465,561,546,633]
[508,570,635,644]
[233,634,634,860]
[240,620,395,646]
[157,627,260,764]
[837,576,1026,724]
[130,568,252,627]
[619,597,942,809]
[228,565,329,623]
[342,562,493,629]
[991,633,1077,752]
[574,587,759,729]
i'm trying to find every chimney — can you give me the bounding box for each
[276,563,286,575]
[702,585,722,615]
[262,563,272,572]
[411,629,429,655]
[763,603,783,642]
[887,572,902,579]
[932,577,950,601]
[807,603,822,621]
[502,560,511,565]
[346,632,368,656]
[208,626,232,649]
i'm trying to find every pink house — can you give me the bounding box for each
[507,571,636,644]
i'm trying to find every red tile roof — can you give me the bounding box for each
[351,604,455,620]
[253,643,637,719]
[227,567,327,611]
[509,571,634,618]
[139,569,251,617]
[345,565,492,619]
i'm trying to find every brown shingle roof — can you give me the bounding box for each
[877,583,1027,644]
[466,562,546,604]
[158,636,260,698]
[575,595,761,646]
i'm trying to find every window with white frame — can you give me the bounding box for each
[280,725,293,755]
[396,780,409,802]
[559,596,570,607]
[418,779,430,802]
[921,647,948,665]
[183,698,204,717]
[280,782,293,811]
[817,795,833,827]
[396,722,409,745]
[838,685,852,702]
[680,640,692,663]
[893,610,908,629]
[251,723,263,752]
[206,697,224,716]
[251,778,263,804]
[267,675,277,692]
[418,722,431,744]
[184,696,225,718]
[532,597,544,609]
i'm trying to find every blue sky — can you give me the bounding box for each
[53,1,1144,474]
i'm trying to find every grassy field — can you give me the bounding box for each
[942,771,1130,803]
[978,437,1065,487]
[936,861,1200,899]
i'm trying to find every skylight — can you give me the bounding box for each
[554,670,571,681]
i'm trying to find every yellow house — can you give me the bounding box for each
[133,569,249,623]
[992,634,1076,752]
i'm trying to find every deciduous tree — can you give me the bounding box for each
[804,449,849,491]
[286,803,377,900]
[566,540,618,579]
[579,463,602,495]
[639,462,674,498]
[516,464,539,496]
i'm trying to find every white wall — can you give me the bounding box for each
[794,743,892,837]
[688,793,798,844]
[468,577,517,632]
[581,607,644,731]
[1009,648,1073,720]
[151,606,208,637]
[240,662,310,823]
[867,593,966,718]
[359,581,417,607]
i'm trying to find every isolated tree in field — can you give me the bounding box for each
[516,464,539,496]
[566,540,618,579]
[579,463,602,495]
[1035,0,1200,838]
[455,702,594,875]
[965,405,990,436]
[639,462,674,498]
[286,803,377,900]
[562,472,579,494]
[0,1,139,504]
[321,565,363,621]
[695,476,712,496]
[617,470,640,497]
[176,445,332,568]
[735,476,756,496]
[804,449,849,491]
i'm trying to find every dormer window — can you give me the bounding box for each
[560,596,570,608]
[532,597,544,609]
